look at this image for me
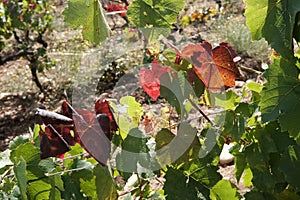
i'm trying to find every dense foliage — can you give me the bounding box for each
[1,0,300,199]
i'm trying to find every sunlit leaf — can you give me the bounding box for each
[245,0,300,58]
[127,0,185,28]
[0,149,13,169]
[160,71,193,116]
[260,57,300,139]
[210,179,240,200]
[63,0,110,44]
[13,157,27,200]
[156,122,199,166]
[116,128,159,173]
[62,159,94,199]
[209,90,240,110]
[10,142,40,164]
[80,176,97,199]
[9,136,29,150]
[116,96,143,139]
[164,168,210,200]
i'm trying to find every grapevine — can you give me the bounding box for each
[0,0,300,199]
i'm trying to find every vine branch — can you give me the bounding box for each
[188,98,215,127]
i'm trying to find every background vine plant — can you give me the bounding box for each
[0,0,54,92]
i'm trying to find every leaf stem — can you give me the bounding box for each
[61,152,86,161]
[45,166,92,176]
[0,166,13,182]
[239,65,262,75]
[188,98,215,127]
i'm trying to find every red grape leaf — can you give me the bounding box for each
[36,108,77,146]
[139,60,171,100]
[37,100,117,165]
[76,109,96,125]
[181,41,240,92]
[96,114,111,140]
[103,3,127,17]
[70,107,111,165]
[36,108,73,125]
[95,98,118,134]
[61,100,73,119]
[39,124,70,159]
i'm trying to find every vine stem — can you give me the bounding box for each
[0,166,13,182]
[45,166,92,176]
[239,65,262,75]
[188,98,215,127]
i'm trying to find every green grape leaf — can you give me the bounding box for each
[10,142,40,164]
[116,128,159,173]
[127,0,185,28]
[9,135,29,150]
[0,149,13,169]
[244,191,269,200]
[210,179,240,200]
[245,0,300,58]
[63,0,110,44]
[119,96,143,124]
[49,174,64,199]
[80,176,97,199]
[233,151,247,183]
[62,159,94,199]
[164,168,210,200]
[31,124,41,147]
[275,188,300,200]
[62,175,85,200]
[121,128,149,153]
[243,167,253,187]
[184,158,221,188]
[24,157,63,199]
[161,49,182,70]
[65,143,85,157]
[38,159,56,174]
[27,180,56,200]
[272,125,296,153]
[26,158,55,182]
[243,123,295,192]
[160,71,194,116]
[244,143,276,191]
[115,96,143,139]
[155,123,198,166]
[246,82,263,103]
[246,82,263,93]
[253,124,278,160]
[259,58,300,139]
[94,165,118,200]
[279,145,300,189]
[13,157,27,200]
[209,90,241,110]
[215,108,248,142]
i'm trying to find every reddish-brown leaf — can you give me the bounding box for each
[36,108,73,125]
[181,41,240,92]
[39,124,70,159]
[71,110,111,165]
[95,98,118,133]
[103,3,127,17]
[139,60,171,100]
